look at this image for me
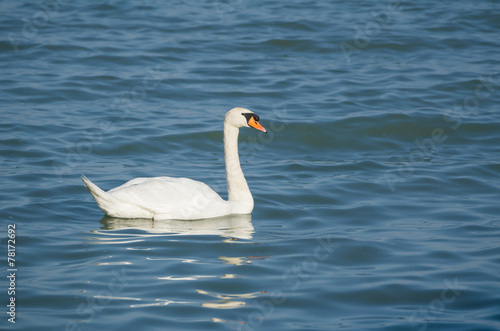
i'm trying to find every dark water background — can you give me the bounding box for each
[1,0,500,330]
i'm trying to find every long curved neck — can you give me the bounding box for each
[224,124,253,206]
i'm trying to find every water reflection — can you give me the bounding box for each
[85,213,268,317]
[196,289,265,309]
[218,255,271,266]
[91,214,254,242]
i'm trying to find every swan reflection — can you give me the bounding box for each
[94,213,254,241]
[87,214,266,316]
[196,289,264,309]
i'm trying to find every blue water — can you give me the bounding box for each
[1,1,500,330]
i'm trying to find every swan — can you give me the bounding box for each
[82,107,267,220]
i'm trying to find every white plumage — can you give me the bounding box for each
[82,107,267,220]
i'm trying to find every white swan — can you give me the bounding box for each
[82,107,267,220]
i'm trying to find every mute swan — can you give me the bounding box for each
[82,107,267,220]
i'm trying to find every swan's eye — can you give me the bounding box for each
[242,112,259,124]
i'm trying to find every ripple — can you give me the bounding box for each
[2,1,500,330]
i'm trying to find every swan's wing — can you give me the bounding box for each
[107,177,229,220]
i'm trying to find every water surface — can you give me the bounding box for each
[1,1,500,330]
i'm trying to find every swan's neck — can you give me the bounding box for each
[224,125,253,211]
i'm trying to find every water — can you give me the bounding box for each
[1,0,500,330]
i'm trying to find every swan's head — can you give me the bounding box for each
[225,107,267,133]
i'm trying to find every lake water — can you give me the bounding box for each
[1,1,500,330]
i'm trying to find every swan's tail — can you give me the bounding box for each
[81,175,115,215]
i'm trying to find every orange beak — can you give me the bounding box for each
[248,116,267,133]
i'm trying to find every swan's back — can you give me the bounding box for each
[85,176,230,220]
